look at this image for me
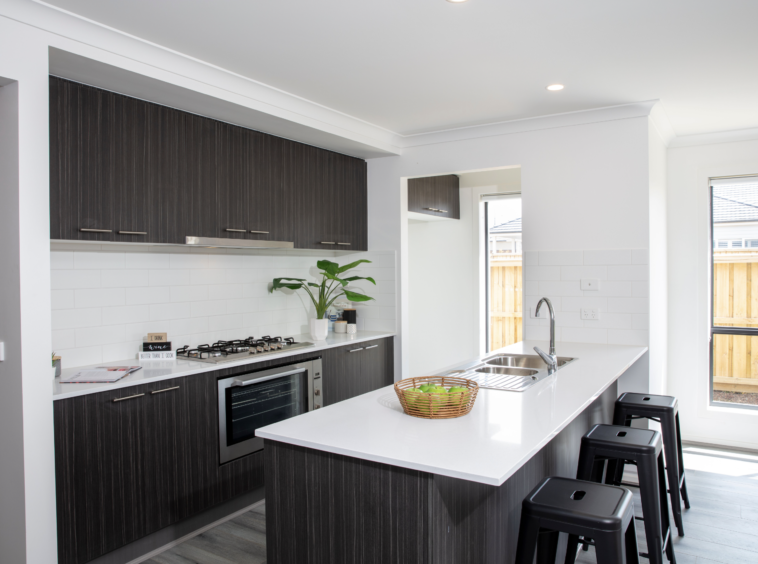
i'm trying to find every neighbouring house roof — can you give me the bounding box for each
[491,217,522,234]
[713,184,758,223]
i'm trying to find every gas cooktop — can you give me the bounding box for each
[176,336,314,364]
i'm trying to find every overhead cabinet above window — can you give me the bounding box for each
[49,77,367,251]
[407,174,460,220]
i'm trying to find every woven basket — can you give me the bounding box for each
[394,376,479,420]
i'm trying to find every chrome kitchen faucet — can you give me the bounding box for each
[533,297,558,373]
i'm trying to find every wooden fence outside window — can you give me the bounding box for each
[490,259,522,351]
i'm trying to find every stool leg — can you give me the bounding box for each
[657,454,677,563]
[625,518,641,564]
[514,511,540,564]
[612,404,627,427]
[576,442,597,481]
[594,530,626,564]
[675,412,691,510]
[637,453,665,564]
[564,534,580,564]
[537,529,560,564]
[661,412,685,536]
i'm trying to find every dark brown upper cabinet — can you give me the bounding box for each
[49,76,368,250]
[407,174,460,220]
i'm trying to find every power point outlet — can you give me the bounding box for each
[581,279,600,291]
[581,308,600,320]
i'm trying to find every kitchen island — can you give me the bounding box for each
[257,340,647,564]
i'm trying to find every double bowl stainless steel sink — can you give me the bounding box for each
[442,353,577,392]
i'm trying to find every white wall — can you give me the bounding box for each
[668,137,758,450]
[407,191,477,376]
[51,245,395,368]
[649,120,668,395]
[368,114,653,382]
[0,80,27,564]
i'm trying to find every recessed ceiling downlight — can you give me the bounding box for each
[446,0,470,3]
[546,84,565,91]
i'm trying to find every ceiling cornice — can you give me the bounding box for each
[398,100,659,149]
[670,126,758,149]
[648,102,676,146]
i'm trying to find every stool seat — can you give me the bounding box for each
[528,477,630,532]
[617,392,678,411]
[614,392,690,536]
[576,424,676,564]
[515,476,640,564]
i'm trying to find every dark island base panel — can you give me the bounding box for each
[264,380,617,564]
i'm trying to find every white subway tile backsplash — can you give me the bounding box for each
[560,266,607,281]
[560,297,608,312]
[583,313,632,330]
[607,329,649,346]
[631,314,649,331]
[631,249,649,265]
[524,325,561,342]
[538,280,583,297]
[51,251,73,270]
[524,280,540,296]
[75,288,125,308]
[74,252,125,270]
[607,297,649,314]
[607,265,649,281]
[51,290,75,310]
[524,266,561,281]
[52,270,101,290]
[50,248,396,367]
[585,281,632,298]
[102,305,151,326]
[554,310,584,328]
[102,269,149,288]
[561,327,608,344]
[539,250,583,266]
[631,281,649,298]
[75,325,126,347]
[52,308,101,330]
[126,287,171,305]
[583,250,631,266]
[150,269,191,287]
[523,251,539,266]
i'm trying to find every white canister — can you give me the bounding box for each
[346,323,357,335]
[334,320,347,333]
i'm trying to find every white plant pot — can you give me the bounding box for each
[310,318,329,341]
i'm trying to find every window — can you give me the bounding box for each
[710,176,758,408]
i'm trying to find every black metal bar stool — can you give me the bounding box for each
[574,424,676,564]
[613,392,690,536]
[514,476,639,564]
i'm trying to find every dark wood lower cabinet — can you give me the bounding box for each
[54,337,394,564]
[264,379,616,564]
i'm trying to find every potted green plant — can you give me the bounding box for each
[271,259,375,340]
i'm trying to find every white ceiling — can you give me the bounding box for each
[42,0,758,137]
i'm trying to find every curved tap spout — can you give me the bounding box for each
[534,297,557,372]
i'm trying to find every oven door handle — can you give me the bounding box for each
[231,367,307,387]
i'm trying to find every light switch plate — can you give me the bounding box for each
[0,341,4,361]
[581,308,600,320]
[581,279,600,291]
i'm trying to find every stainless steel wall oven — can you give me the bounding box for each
[217,358,322,464]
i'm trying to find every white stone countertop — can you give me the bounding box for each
[256,340,647,486]
[52,331,395,401]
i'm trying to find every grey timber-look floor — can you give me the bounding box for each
[146,444,758,564]
[143,503,266,564]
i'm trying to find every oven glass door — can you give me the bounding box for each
[225,371,306,447]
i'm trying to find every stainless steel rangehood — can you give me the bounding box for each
[185,236,294,249]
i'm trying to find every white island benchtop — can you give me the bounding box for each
[257,340,647,486]
[53,330,394,400]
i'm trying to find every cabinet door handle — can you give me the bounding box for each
[225,228,247,233]
[80,228,112,233]
[364,345,378,350]
[348,348,364,353]
[249,230,270,234]
[337,242,351,246]
[320,242,336,245]
[113,393,145,403]
[151,386,180,394]
[423,207,439,212]
[437,209,448,213]
[118,231,147,235]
